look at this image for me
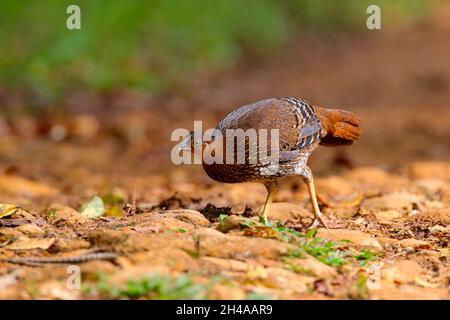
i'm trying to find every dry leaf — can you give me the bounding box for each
[80,196,105,219]
[318,192,363,209]
[0,204,20,218]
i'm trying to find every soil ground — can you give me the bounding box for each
[0,11,449,299]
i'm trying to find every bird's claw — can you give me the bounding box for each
[305,216,329,229]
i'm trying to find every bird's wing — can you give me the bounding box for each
[215,98,322,164]
[297,114,322,148]
[278,97,322,150]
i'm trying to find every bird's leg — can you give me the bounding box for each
[300,166,328,229]
[260,181,279,224]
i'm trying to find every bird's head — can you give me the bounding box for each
[177,131,209,154]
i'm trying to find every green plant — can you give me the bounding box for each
[46,209,57,219]
[0,0,430,108]
[260,220,306,242]
[302,238,349,267]
[218,214,228,227]
[354,249,379,266]
[282,258,314,276]
[351,274,369,299]
[245,292,273,300]
[239,219,257,228]
[84,273,213,300]
[283,237,380,269]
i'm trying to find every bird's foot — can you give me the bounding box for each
[305,215,329,229]
[316,214,329,229]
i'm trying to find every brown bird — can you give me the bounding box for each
[178,97,361,228]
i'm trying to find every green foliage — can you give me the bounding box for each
[281,235,349,267]
[165,228,188,234]
[284,0,427,30]
[218,214,228,227]
[351,273,369,299]
[272,224,305,241]
[0,0,429,101]
[239,218,257,228]
[85,273,212,300]
[254,219,381,269]
[245,292,273,300]
[102,192,125,207]
[301,238,348,267]
[46,209,57,219]
[354,249,379,266]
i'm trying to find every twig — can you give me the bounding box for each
[0,252,118,266]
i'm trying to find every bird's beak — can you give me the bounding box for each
[174,134,192,154]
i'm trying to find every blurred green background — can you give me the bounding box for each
[0,0,429,106]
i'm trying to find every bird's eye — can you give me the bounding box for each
[194,140,201,146]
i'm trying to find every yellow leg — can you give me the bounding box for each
[260,181,278,224]
[301,167,328,229]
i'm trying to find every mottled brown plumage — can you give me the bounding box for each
[183,97,361,227]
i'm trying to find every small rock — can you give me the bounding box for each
[191,228,297,260]
[413,179,449,193]
[50,238,90,252]
[423,201,445,209]
[326,207,359,219]
[376,236,399,245]
[316,229,382,249]
[382,260,422,284]
[126,248,197,272]
[217,215,255,233]
[15,223,44,237]
[209,284,246,300]
[373,210,402,224]
[399,239,432,249]
[80,260,118,276]
[49,204,89,226]
[263,202,311,222]
[0,227,24,239]
[361,192,425,212]
[370,286,448,300]
[199,256,249,273]
[286,257,338,279]
[89,230,130,248]
[5,236,56,250]
[409,162,450,180]
[261,267,315,292]
[125,217,196,233]
[160,209,210,227]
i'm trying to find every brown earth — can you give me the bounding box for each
[0,162,448,299]
[0,9,449,300]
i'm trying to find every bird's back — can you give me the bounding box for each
[203,98,323,183]
[216,97,322,152]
